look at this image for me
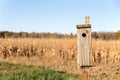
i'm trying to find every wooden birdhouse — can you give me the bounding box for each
[76,16,92,68]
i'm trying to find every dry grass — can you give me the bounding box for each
[0,38,120,64]
[0,38,120,79]
[92,39,120,64]
[0,38,77,72]
[0,38,76,59]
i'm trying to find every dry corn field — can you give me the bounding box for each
[0,38,120,80]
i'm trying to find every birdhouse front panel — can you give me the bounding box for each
[77,25,92,68]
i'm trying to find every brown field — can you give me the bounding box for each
[0,38,120,80]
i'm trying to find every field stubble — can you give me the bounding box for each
[0,38,120,80]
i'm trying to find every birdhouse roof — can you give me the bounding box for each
[76,24,91,29]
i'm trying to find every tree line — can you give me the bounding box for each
[0,31,120,40]
[0,31,74,39]
[92,31,120,40]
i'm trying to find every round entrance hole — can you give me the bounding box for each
[82,33,86,37]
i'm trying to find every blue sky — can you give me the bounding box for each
[0,0,120,34]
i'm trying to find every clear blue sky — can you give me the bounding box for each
[0,0,120,34]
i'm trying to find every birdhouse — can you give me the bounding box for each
[76,16,92,68]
